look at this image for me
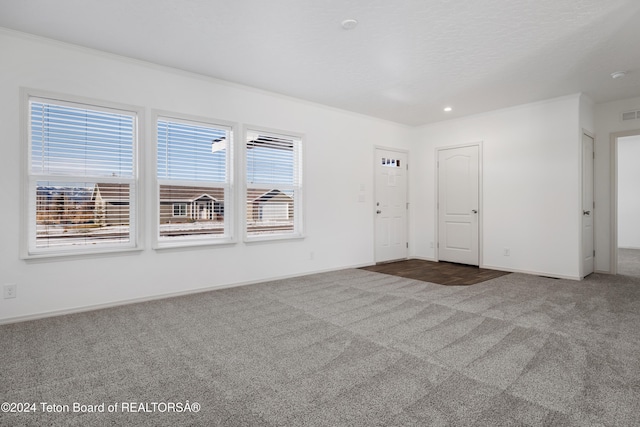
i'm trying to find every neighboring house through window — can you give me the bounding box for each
[156,113,233,246]
[245,129,303,240]
[25,93,139,257]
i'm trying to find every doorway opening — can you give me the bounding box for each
[614,131,640,276]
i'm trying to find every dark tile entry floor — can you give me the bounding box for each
[360,259,511,286]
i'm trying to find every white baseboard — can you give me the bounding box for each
[0,263,372,325]
[410,257,581,281]
[479,264,581,281]
[2,260,591,325]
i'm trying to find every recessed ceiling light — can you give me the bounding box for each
[611,71,627,79]
[341,19,358,30]
[444,107,453,112]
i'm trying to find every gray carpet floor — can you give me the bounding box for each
[618,248,640,277]
[1,269,640,426]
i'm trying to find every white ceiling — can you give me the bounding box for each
[1,0,639,126]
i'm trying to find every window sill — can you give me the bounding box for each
[22,246,144,263]
[154,238,236,251]
[244,233,305,244]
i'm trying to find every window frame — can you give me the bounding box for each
[152,110,236,249]
[243,125,304,243]
[20,88,144,259]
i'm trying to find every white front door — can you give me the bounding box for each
[375,149,408,263]
[197,201,211,219]
[582,133,594,277]
[438,145,480,265]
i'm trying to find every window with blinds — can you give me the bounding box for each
[156,115,232,246]
[27,96,138,255]
[245,129,302,239]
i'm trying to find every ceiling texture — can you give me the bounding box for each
[1,0,639,126]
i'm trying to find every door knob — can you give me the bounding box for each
[471,209,478,214]
[376,210,382,214]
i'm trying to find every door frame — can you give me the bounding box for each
[580,130,595,278]
[435,142,483,266]
[373,146,409,263]
[610,128,640,274]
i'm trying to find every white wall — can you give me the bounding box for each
[0,30,412,323]
[594,96,640,272]
[410,95,584,279]
[617,135,640,248]
[580,95,596,136]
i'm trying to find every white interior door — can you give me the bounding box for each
[582,133,594,277]
[438,145,479,265]
[375,149,408,263]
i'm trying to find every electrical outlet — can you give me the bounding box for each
[4,284,17,299]
[503,248,510,256]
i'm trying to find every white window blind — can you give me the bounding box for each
[245,130,302,238]
[27,97,137,255]
[156,116,232,245]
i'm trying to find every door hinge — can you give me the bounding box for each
[406,202,409,209]
[406,242,409,248]
[406,163,408,170]
[593,250,596,257]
